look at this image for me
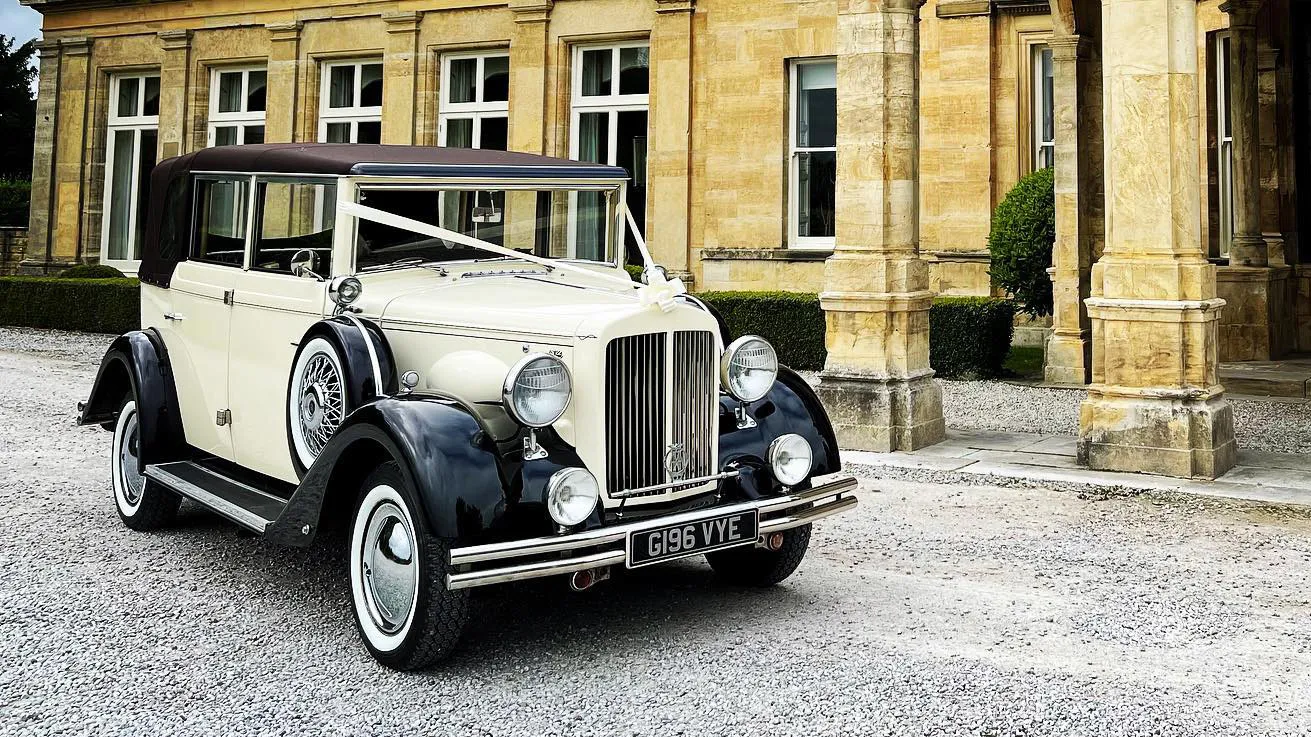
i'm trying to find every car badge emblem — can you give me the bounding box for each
[664,443,690,480]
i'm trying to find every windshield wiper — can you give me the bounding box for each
[360,257,447,276]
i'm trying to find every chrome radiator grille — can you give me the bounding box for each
[604,331,717,498]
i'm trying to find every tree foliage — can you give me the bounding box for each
[987,167,1056,317]
[0,35,37,180]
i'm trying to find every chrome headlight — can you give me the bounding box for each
[768,434,813,487]
[503,354,572,428]
[547,468,600,526]
[720,335,778,402]
[329,275,362,306]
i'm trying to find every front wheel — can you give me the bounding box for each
[111,399,179,530]
[705,524,811,587]
[348,462,469,670]
[288,336,348,473]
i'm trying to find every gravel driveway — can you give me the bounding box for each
[2,328,1311,736]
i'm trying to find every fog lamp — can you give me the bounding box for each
[547,468,600,526]
[330,276,363,306]
[768,434,813,487]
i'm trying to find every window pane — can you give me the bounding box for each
[214,126,238,146]
[360,63,383,107]
[618,47,649,95]
[106,129,136,260]
[576,111,610,164]
[247,70,267,112]
[447,58,477,104]
[1040,47,1054,149]
[117,77,139,118]
[195,178,249,266]
[134,129,157,256]
[480,116,508,151]
[483,56,509,102]
[325,122,351,143]
[796,63,836,148]
[357,120,382,144]
[329,65,355,108]
[244,125,265,145]
[445,117,473,147]
[581,49,612,97]
[796,151,836,238]
[255,181,336,274]
[142,76,160,117]
[617,110,647,259]
[217,71,243,113]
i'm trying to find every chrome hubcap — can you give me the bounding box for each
[119,412,144,505]
[298,354,343,457]
[361,502,417,635]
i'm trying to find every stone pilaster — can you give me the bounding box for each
[23,40,61,274]
[1078,0,1236,479]
[264,22,302,144]
[1044,33,1103,386]
[157,30,191,160]
[1220,0,1265,267]
[47,37,90,269]
[381,12,421,145]
[508,0,552,155]
[817,0,945,453]
[647,0,695,278]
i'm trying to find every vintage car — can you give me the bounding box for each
[80,143,857,669]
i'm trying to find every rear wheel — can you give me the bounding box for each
[111,399,179,530]
[348,462,469,670]
[705,524,811,587]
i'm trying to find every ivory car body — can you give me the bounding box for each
[80,144,857,669]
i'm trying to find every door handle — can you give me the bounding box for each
[164,312,186,321]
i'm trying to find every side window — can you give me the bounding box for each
[253,180,337,275]
[193,177,250,267]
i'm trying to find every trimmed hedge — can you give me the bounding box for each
[60,263,127,279]
[0,277,139,334]
[929,296,1016,379]
[698,291,827,371]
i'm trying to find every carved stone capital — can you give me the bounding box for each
[382,11,422,33]
[34,39,60,59]
[1219,0,1261,28]
[509,0,553,23]
[59,37,91,56]
[654,0,695,14]
[1048,33,1093,62]
[266,21,304,43]
[157,29,192,52]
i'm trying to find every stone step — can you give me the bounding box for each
[1219,356,1311,399]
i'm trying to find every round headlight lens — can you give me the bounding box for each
[547,468,600,526]
[503,354,572,428]
[720,335,778,402]
[330,276,363,305]
[768,434,813,487]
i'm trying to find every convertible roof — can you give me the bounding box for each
[157,143,630,180]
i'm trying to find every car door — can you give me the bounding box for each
[158,175,252,460]
[227,177,336,484]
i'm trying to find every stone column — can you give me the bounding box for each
[648,0,695,278]
[1220,0,1265,267]
[381,12,421,145]
[508,0,552,155]
[48,38,90,269]
[23,40,61,273]
[157,30,191,161]
[1044,34,1103,385]
[264,22,302,144]
[817,0,945,453]
[1078,0,1236,478]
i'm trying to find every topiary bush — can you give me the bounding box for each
[0,277,139,334]
[60,263,127,279]
[698,291,827,371]
[0,179,30,228]
[988,167,1055,317]
[929,297,1016,379]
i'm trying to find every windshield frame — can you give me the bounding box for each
[338,174,628,275]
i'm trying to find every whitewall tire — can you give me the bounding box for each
[289,337,347,472]
[111,399,179,530]
[349,462,469,670]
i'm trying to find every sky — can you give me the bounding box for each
[1,0,40,45]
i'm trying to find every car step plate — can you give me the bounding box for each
[627,509,759,568]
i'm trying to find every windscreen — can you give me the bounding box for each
[355,186,619,270]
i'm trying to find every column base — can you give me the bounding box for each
[1044,329,1091,385]
[1215,264,1294,361]
[1077,391,1237,479]
[816,372,945,453]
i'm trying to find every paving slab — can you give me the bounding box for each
[841,450,979,472]
[1022,434,1079,457]
[945,428,1046,452]
[963,449,1084,469]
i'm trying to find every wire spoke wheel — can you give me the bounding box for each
[289,337,348,471]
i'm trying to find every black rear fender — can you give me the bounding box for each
[79,330,188,466]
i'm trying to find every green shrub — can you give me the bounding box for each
[929,297,1016,379]
[988,167,1055,317]
[60,263,127,279]
[698,291,827,371]
[0,179,30,228]
[0,277,139,334]
[624,264,644,282]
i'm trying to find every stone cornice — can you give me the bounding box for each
[157,29,191,51]
[382,10,421,33]
[509,0,552,23]
[654,0,695,14]
[994,0,1049,15]
[266,21,303,43]
[935,0,990,18]
[33,39,60,57]
[59,36,90,56]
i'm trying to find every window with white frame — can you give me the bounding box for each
[319,60,383,144]
[102,72,160,270]
[208,67,267,146]
[789,59,836,249]
[440,52,508,150]
[570,41,648,261]
[1031,45,1055,171]
[1215,32,1234,257]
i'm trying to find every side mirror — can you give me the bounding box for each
[290,249,321,280]
[641,264,668,285]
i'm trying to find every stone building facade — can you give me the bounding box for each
[19,0,1310,477]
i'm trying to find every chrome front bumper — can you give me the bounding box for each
[446,476,859,590]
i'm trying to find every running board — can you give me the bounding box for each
[144,461,288,534]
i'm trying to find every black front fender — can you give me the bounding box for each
[79,329,188,467]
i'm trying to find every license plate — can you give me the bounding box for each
[627,510,759,568]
